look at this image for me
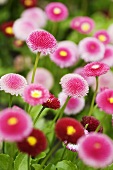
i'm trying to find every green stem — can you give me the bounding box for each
[31,52,40,83]
[95,114,107,133]
[60,146,66,161]
[88,77,99,116]
[34,106,45,125]
[40,141,61,169]
[2,141,5,154]
[28,155,31,170]
[9,94,13,107]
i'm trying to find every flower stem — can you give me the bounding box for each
[34,106,45,125]
[28,155,31,170]
[31,52,40,83]
[9,94,13,107]
[2,141,5,154]
[60,146,66,161]
[88,77,99,116]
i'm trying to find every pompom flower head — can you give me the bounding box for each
[78,133,113,168]
[45,2,68,22]
[96,88,113,114]
[22,84,50,106]
[17,128,47,157]
[60,73,89,97]
[0,21,14,37]
[78,37,105,62]
[20,0,37,8]
[94,30,110,45]
[55,117,85,144]
[50,41,78,68]
[26,29,57,55]
[83,62,110,77]
[0,73,27,96]
[0,107,33,142]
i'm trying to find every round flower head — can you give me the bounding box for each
[45,2,68,22]
[107,23,113,43]
[26,67,54,90]
[23,84,50,106]
[83,62,109,77]
[60,73,89,98]
[20,0,37,8]
[0,21,14,37]
[21,7,47,28]
[58,92,85,115]
[26,29,57,55]
[96,88,113,114]
[94,30,110,45]
[50,41,78,68]
[78,37,105,62]
[0,108,33,142]
[81,116,103,133]
[17,128,47,157]
[101,44,113,67]
[0,73,27,96]
[13,39,24,48]
[55,117,85,144]
[13,18,37,41]
[78,133,113,168]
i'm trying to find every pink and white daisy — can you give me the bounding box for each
[83,62,109,77]
[78,37,105,62]
[96,88,113,114]
[21,7,47,28]
[107,24,113,43]
[58,92,85,115]
[60,73,89,98]
[70,17,83,31]
[13,18,37,41]
[78,133,113,168]
[26,67,54,90]
[26,29,57,55]
[0,107,33,142]
[0,73,27,96]
[100,44,113,67]
[45,2,68,22]
[50,41,78,68]
[22,84,50,106]
[94,30,110,45]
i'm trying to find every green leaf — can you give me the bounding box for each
[0,154,13,170]
[32,164,43,170]
[14,153,28,170]
[56,160,77,170]
[31,152,46,164]
[43,163,56,170]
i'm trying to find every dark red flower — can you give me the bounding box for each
[13,39,24,48]
[1,21,14,37]
[55,117,84,144]
[17,128,47,157]
[20,0,37,8]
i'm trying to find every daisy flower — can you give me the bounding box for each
[0,73,27,96]
[22,84,50,106]
[17,128,47,157]
[78,37,105,62]
[26,29,57,55]
[45,2,68,22]
[60,73,89,98]
[0,108,33,142]
[94,30,110,45]
[55,117,85,144]
[0,21,14,37]
[107,23,113,43]
[20,0,37,8]
[50,41,78,68]
[78,133,113,168]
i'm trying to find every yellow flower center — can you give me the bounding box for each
[27,136,37,146]
[91,64,100,69]
[5,26,13,34]
[24,0,33,6]
[59,50,67,57]
[108,97,113,104]
[53,7,61,14]
[31,90,42,98]
[67,126,76,135]
[7,117,18,125]
[94,142,101,149]
[81,23,90,31]
[98,35,106,42]
[15,40,23,46]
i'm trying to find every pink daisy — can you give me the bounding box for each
[13,18,37,41]
[0,107,33,142]
[70,17,83,31]
[22,84,50,106]
[45,2,68,22]
[26,29,57,55]
[94,30,110,45]
[58,92,85,115]
[78,133,113,168]
[21,7,47,28]
[26,67,54,90]
[0,73,27,96]
[107,24,113,43]
[50,41,78,68]
[101,44,113,67]
[60,73,89,98]
[96,88,113,114]
[78,37,105,62]
[83,62,109,77]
